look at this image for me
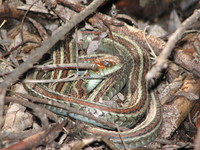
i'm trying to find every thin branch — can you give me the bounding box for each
[144,26,157,60]
[34,63,98,71]
[24,76,105,84]
[0,40,36,58]
[20,0,39,42]
[0,20,7,28]
[146,9,200,81]
[0,128,43,141]
[0,0,106,127]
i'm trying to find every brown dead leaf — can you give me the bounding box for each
[8,25,41,54]
[20,31,41,53]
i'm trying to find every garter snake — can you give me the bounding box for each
[25,28,162,149]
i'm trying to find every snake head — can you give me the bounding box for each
[83,54,123,93]
[92,55,123,76]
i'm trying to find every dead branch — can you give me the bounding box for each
[146,9,200,81]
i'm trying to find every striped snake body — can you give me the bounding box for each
[25,28,162,148]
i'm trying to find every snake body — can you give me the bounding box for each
[25,28,162,148]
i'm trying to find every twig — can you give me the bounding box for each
[0,0,106,127]
[146,9,200,81]
[20,0,40,42]
[34,63,98,71]
[116,125,127,150]
[0,20,7,28]
[0,40,36,58]
[143,26,157,60]
[24,75,105,84]
[0,128,43,141]
[0,58,16,67]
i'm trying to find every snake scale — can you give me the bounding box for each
[25,27,162,149]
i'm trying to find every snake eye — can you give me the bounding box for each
[103,61,111,67]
